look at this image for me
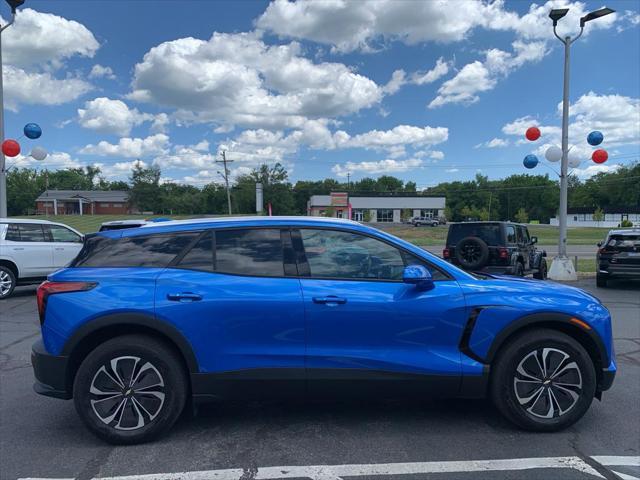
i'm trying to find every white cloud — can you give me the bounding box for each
[445,168,460,173]
[78,97,155,136]
[4,66,92,111]
[12,151,83,170]
[80,134,170,158]
[257,0,618,53]
[89,64,116,80]
[429,40,548,108]
[502,93,640,151]
[98,160,149,179]
[339,125,449,150]
[617,10,640,32]
[571,164,622,178]
[1,8,99,68]
[382,69,406,95]
[128,32,382,130]
[411,57,451,85]
[476,137,510,148]
[332,158,423,177]
[150,113,170,133]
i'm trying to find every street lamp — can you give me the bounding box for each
[0,0,25,218]
[546,6,615,281]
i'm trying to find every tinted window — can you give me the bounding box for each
[49,225,82,243]
[448,224,502,246]
[177,231,213,271]
[15,224,46,242]
[74,233,197,268]
[215,229,284,276]
[5,223,20,241]
[607,234,640,251]
[300,229,405,280]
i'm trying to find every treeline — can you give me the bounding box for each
[6,161,639,222]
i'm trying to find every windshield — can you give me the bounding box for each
[448,224,503,246]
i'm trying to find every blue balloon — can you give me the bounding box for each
[587,130,603,146]
[523,154,539,169]
[24,123,42,139]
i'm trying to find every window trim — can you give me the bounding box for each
[291,226,452,283]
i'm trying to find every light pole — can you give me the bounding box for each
[0,0,24,218]
[546,6,614,281]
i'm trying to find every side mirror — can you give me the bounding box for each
[530,236,538,244]
[597,241,603,247]
[403,265,434,290]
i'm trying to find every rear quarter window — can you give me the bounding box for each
[73,232,198,268]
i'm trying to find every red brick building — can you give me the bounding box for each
[35,190,133,215]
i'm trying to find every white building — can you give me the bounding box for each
[307,192,446,223]
[550,207,639,228]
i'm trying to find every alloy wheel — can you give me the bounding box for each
[513,348,583,419]
[89,356,166,431]
[0,270,13,296]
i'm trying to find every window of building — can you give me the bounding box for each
[73,233,198,268]
[352,210,364,222]
[100,203,110,207]
[215,229,284,277]
[376,209,394,222]
[420,209,438,218]
[177,231,213,271]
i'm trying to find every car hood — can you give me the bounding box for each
[459,274,601,305]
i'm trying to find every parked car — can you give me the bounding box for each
[443,221,547,279]
[0,219,84,299]
[31,217,614,443]
[99,220,150,232]
[596,228,640,287]
[411,216,439,227]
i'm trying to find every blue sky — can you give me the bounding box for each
[4,0,639,189]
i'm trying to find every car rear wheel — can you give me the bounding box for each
[0,266,16,299]
[490,329,596,432]
[73,335,188,444]
[596,274,608,288]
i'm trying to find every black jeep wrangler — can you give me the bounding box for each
[443,221,547,278]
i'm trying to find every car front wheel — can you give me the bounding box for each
[490,329,596,432]
[0,266,17,299]
[73,335,188,444]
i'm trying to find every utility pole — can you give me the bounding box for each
[0,1,23,218]
[346,172,351,191]
[547,6,614,281]
[216,150,233,215]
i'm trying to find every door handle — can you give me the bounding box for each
[313,296,347,305]
[166,292,202,302]
[12,247,24,251]
[55,247,65,251]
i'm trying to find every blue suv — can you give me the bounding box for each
[31,217,616,444]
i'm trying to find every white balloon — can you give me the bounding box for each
[30,146,48,161]
[569,158,581,168]
[545,145,562,162]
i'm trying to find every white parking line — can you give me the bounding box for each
[18,455,614,480]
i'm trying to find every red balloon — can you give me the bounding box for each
[1,139,20,157]
[592,149,608,164]
[525,126,541,141]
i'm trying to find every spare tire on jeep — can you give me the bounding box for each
[455,236,490,270]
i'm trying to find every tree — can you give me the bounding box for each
[129,162,162,213]
[593,207,604,225]
[515,207,529,224]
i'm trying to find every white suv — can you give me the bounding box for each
[0,219,84,299]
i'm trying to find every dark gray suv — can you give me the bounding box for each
[443,222,547,278]
[596,228,640,287]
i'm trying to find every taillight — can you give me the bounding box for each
[443,248,450,259]
[37,281,96,325]
[499,248,509,259]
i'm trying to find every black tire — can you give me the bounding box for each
[455,237,490,270]
[596,274,608,288]
[533,259,547,280]
[490,329,596,432]
[0,265,17,300]
[73,335,188,444]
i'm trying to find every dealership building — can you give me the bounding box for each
[307,192,446,223]
[35,190,132,215]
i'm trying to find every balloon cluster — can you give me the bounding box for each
[1,123,47,161]
[522,126,608,169]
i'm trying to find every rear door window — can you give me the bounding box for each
[13,224,47,242]
[506,226,516,244]
[73,232,197,268]
[214,228,284,277]
[177,231,214,271]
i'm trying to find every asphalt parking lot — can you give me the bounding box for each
[1,279,638,480]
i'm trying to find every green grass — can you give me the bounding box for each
[379,224,608,246]
[575,258,596,274]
